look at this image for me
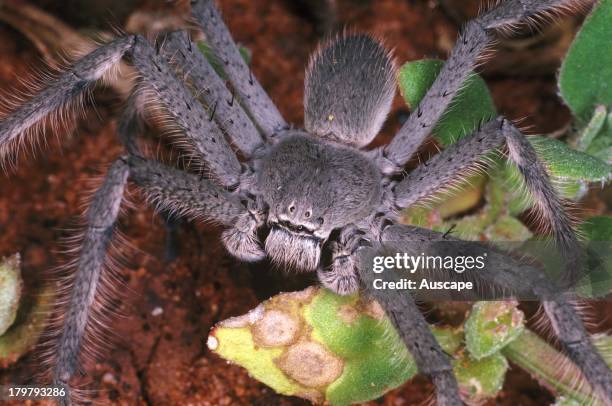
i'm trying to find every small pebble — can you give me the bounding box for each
[151,306,163,317]
[102,372,117,385]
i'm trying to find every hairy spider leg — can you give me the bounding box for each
[51,151,247,404]
[161,30,264,157]
[375,224,612,405]
[191,0,287,138]
[127,155,246,224]
[50,159,129,406]
[0,36,134,166]
[129,35,241,187]
[388,116,610,403]
[393,117,578,259]
[0,29,264,403]
[360,258,462,406]
[384,0,590,169]
[0,35,245,188]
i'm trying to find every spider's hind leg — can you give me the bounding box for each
[191,0,287,138]
[50,158,129,404]
[160,31,264,157]
[377,224,612,405]
[390,115,612,402]
[51,154,254,403]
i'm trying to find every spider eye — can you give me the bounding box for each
[316,217,324,225]
[304,211,311,218]
[297,225,304,231]
[288,205,295,213]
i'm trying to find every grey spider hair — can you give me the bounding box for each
[0,0,610,405]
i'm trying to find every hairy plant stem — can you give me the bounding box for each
[503,329,612,404]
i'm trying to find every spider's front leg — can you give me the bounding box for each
[129,155,265,262]
[0,36,134,162]
[320,221,463,406]
[393,117,579,273]
[160,31,264,157]
[376,224,612,405]
[317,225,370,295]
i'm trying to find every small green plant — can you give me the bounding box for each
[209,288,612,405]
[559,0,612,163]
[0,254,22,336]
[0,255,53,368]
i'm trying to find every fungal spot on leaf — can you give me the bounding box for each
[252,309,300,348]
[284,285,317,302]
[338,304,359,324]
[276,341,343,388]
[294,389,324,404]
[218,304,264,328]
[363,299,385,320]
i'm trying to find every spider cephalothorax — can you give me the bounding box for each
[0,0,611,405]
[250,132,383,271]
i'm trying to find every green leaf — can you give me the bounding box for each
[575,105,608,151]
[453,351,508,403]
[398,59,496,146]
[0,283,53,368]
[484,215,533,242]
[500,136,611,205]
[594,333,612,368]
[310,291,417,405]
[432,326,464,355]
[590,145,612,164]
[208,287,470,405]
[531,136,612,182]
[465,301,525,360]
[580,216,612,240]
[208,287,418,405]
[553,396,582,406]
[559,0,612,122]
[575,216,612,298]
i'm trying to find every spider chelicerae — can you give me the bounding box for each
[0,0,610,404]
